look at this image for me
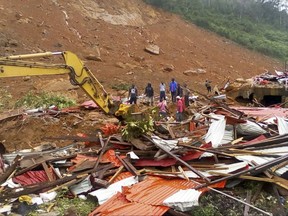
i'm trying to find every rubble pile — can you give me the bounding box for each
[1,98,288,215]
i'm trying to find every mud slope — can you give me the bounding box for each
[0,0,282,97]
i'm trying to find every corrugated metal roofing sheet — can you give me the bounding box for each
[108,172,133,184]
[124,176,203,205]
[13,170,54,185]
[231,106,288,119]
[90,176,226,216]
[163,189,202,211]
[134,151,203,167]
[89,192,169,216]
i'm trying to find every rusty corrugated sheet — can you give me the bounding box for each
[90,176,226,216]
[108,172,133,184]
[124,176,200,205]
[89,192,169,216]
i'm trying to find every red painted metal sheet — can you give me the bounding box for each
[134,151,204,167]
[13,170,53,186]
[242,134,267,145]
[231,106,288,118]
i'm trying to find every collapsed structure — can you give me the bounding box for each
[226,70,288,107]
[0,89,288,215]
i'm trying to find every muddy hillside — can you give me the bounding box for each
[0,0,283,97]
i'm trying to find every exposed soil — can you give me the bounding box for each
[0,0,284,151]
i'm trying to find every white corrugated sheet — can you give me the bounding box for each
[236,120,267,135]
[277,117,288,135]
[163,189,202,211]
[205,114,226,147]
[152,135,178,151]
[89,176,138,204]
[220,125,234,145]
[236,151,288,176]
[70,176,93,195]
[185,161,248,178]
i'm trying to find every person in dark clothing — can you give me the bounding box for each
[182,83,190,107]
[205,80,212,93]
[177,83,183,97]
[169,78,178,103]
[128,84,138,104]
[145,83,154,106]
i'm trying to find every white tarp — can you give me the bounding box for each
[205,114,226,147]
[277,117,288,135]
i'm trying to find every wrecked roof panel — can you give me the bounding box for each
[163,189,202,211]
[90,192,169,216]
[124,176,199,205]
[231,106,288,119]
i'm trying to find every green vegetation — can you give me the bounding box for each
[144,0,288,60]
[122,115,155,140]
[15,91,76,109]
[111,83,130,91]
[28,189,98,216]
[0,88,13,111]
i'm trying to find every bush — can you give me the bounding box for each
[15,91,76,109]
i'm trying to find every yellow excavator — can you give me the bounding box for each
[0,51,131,120]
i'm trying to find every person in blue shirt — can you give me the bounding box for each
[169,78,177,103]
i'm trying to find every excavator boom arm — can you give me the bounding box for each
[0,51,116,115]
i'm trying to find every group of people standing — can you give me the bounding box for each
[127,78,191,122]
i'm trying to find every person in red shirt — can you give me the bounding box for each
[176,96,184,122]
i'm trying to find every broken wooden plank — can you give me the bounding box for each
[243,190,252,216]
[0,155,21,185]
[42,162,54,181]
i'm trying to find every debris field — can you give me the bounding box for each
[1,84,288,216]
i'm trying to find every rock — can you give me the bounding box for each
[23,76,31,81]
[85,54,102,61]
[115,62,126,69]
[145,44,160,55]
[15,12,23,20]
[8,39,18,47]
[162,64,174,72]
[183,68,206,75]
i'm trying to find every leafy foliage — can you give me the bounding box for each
[121,116,155,141]
[15,91,76,109]
[28,189,97,216]
[111,83,130,91]
[144,0,288,60]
